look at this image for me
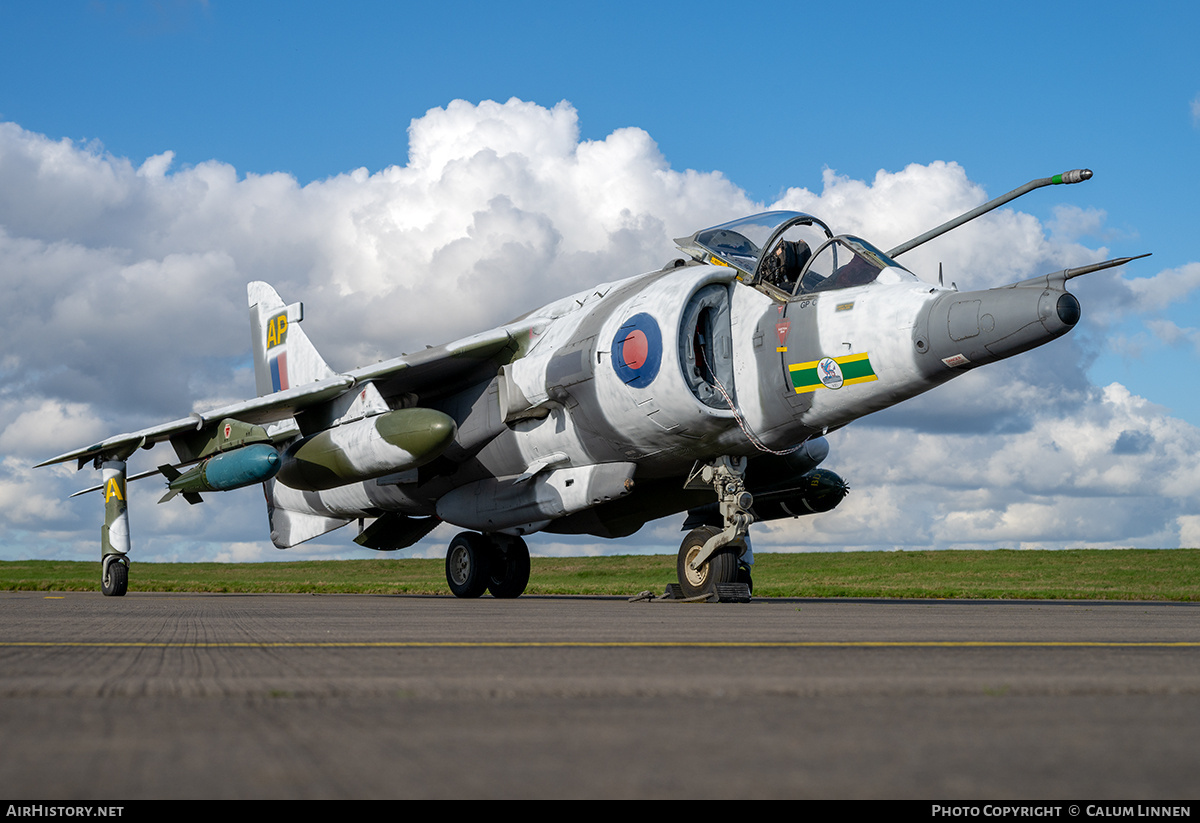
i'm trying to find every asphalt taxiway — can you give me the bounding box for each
[1,592,1198,798]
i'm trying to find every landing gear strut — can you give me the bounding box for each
[445,532,531,598]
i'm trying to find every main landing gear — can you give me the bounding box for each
[445,532,531,598]
[677,526,740,598]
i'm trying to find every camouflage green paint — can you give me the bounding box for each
[171,418,273,463]
[100,460,130,557]
[278,408,456,491]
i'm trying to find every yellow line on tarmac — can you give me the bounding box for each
[1,641,1198,649]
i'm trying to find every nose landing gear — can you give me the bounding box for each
[676,455,755,600]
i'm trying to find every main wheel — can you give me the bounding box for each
[446,532,493,598]
[487,536,530,599]
[101,558,128,597]
[677,526,739,598]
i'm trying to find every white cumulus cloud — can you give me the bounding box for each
[1,98,1197,561]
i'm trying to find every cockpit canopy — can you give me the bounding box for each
[675,211,919,297]
[677,211,819,275]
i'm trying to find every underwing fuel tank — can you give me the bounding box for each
[277,408,456,491]
[161,443,281,503]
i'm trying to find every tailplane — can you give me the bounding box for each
[247,281,336,396]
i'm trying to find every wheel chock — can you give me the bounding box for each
[647,582,750,603]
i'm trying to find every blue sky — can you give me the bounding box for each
[4,2,1195,211]
[1,0,1197,561]
[4,1,1196,413]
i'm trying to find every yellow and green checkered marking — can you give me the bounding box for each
[789,352,878,393]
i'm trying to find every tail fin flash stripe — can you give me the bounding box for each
[270,351,290,393]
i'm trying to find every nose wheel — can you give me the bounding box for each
[676,526,741,598]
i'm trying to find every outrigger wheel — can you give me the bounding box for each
[101,555,129,597]
[677,525,741,598]
[445,532,531,598]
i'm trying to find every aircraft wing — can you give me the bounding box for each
[347,327,522,402]
[36,326,523,471]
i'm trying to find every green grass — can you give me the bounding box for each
[2,549,1198,600]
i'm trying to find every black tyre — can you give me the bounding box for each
[487,536,530,599]
[101,558,128,597]
[676,526,739,598]
[446,532,492,598]
[737,561,753,595]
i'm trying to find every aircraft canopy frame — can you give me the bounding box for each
[790,234,915,295]
[675,211,834,281]
[676,211,916,297]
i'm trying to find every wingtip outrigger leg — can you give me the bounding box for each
[99,459,130,597]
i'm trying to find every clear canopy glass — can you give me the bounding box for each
[676,211,919,297]
[795,236,910,294]
[677,211,831,276]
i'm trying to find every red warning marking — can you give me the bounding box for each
[776,320,790,343]
[622,330,649,369]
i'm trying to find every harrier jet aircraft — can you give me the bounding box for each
[38,168,1148,599]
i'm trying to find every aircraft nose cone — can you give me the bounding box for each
[1055,292,1081,326]
[914,283,1082,372]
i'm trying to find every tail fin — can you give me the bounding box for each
[248,282,336,397]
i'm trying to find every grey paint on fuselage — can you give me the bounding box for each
[40,176,1143,591]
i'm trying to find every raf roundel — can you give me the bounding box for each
[612,313,662,389]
